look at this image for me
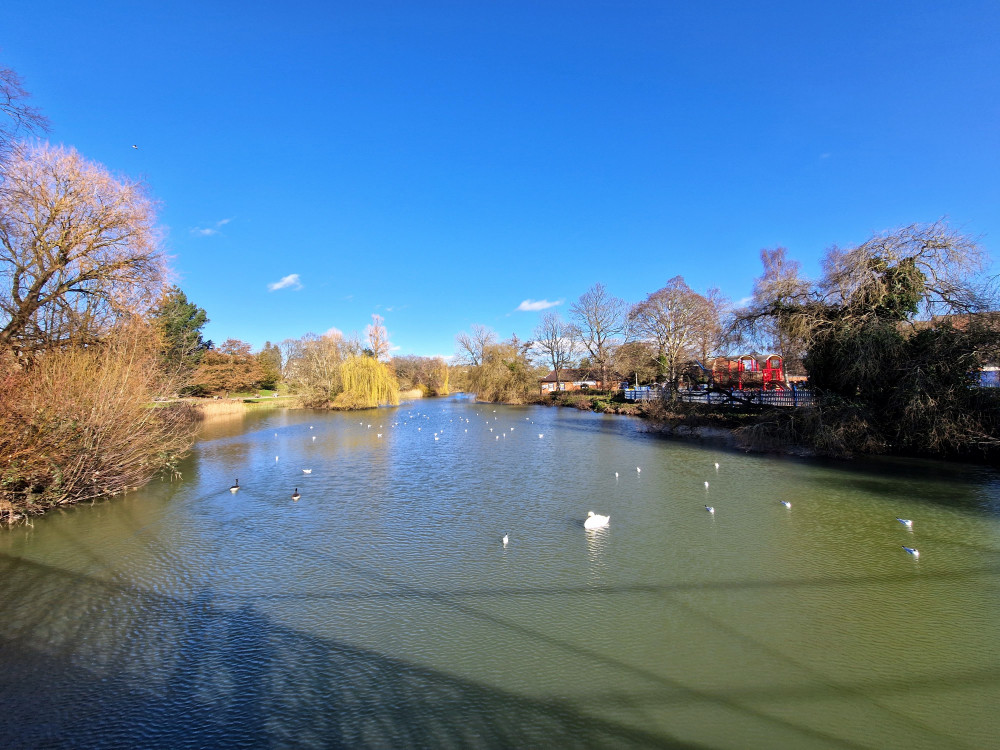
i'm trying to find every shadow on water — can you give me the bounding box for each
[0,554,702,750]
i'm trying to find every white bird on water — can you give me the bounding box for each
[897,518,914,528]
[584,511,610,530]
[615,472,619,479]
[502,534,509,547]
[704,481,709,489]
[780,500,791,508]
[302,469,312,474]
[705,505,715,514]
[229,478,239,493]
[538,433,544,438]
[291,488,301,501]
[636,467,641,474]
[902,546,919,558]
[714,462,720,471]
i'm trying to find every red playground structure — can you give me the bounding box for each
[710,354,786,390]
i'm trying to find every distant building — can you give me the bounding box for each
[540,369,623,394]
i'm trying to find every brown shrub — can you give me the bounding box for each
[0,323,197,522]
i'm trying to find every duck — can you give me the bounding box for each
[584,511,610,530]
[896,518,914,528]
[902,546,919,557]
[291,488,301,501]
[229,478,239,493]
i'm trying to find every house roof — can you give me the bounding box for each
[540,368,618,383]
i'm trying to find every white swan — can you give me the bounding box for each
[302,469,312,474]
[705,505,715,514]
[780,500,791,508]
[896,518,914,528]
[584,511,610,530]
[502,534,508,546]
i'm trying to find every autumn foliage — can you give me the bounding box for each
[0,323,198,522]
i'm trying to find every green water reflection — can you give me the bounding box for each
[1,397,997,749]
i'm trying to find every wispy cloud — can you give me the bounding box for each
[516,298,562,312]
[191,217,234,237]
[268,273,303,291]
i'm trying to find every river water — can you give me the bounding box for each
[1,396,998,749]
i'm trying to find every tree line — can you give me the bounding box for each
[455,223,1000,459]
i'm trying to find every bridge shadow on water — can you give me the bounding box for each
[0,554,702,750]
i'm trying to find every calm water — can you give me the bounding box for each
[1,396,998,749]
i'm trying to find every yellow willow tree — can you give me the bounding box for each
[334,354,399,409]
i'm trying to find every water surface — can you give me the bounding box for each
[1,397,998,748]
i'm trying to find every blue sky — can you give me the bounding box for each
[4,1,998,357]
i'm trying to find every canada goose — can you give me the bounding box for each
[229,479,239,493]
[291,488,301,501]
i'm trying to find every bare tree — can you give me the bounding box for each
[629,277,713,390]
[0,143,164,355]
[0,65,49,157]
[569,283,627,389]
[455,323,497,366]
[365,313,391,360]
[692,287,729,365]
[820,221,994,318]
[733,247,814,372]
[532,311,577,390]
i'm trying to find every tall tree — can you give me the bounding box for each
[569,283,627,389]
[0,65,49,157]
[629,277,713,390]
[532,311,577,391]
[150,285,209,375]
[0,143,164,356]
[257,341,282,390]
[455,324,497,366]
[365,313,391,360]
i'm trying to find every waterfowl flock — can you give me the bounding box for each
[228,405,924,560]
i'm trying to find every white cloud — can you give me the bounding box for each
[268,273,303,291]
[323,326,344,339]
[191,217,234,237]
[516,298,562,312]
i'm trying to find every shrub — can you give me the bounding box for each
[0,323,198,522]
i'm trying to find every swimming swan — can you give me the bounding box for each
[584,511,610,530]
